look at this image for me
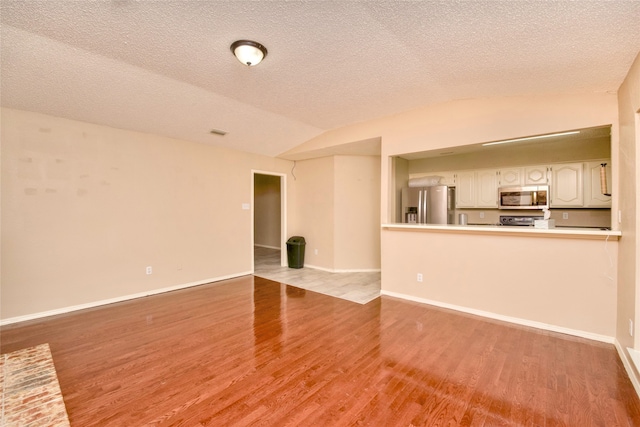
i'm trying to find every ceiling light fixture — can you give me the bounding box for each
[230,40,268,66]
[482,131,580,147]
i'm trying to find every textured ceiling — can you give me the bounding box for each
[1,1,639,157]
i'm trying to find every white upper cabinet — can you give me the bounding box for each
[455,171,476,207]
[476,169,499,207]
[498,168,524,186]
[583,160,612,207]
[453,169,498,208]
[425,159,610,209]
[437,171,457,186]
[550,163,583,207]
[524,166,549,185]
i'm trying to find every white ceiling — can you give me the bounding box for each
[1,1,639,158]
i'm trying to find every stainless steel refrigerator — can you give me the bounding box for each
[401,185,455,224]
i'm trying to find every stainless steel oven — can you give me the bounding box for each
[498,185,549,210]
[499,215,542,226]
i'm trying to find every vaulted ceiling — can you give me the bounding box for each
[1,1,639,157]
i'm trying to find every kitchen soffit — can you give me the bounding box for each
[397,125,612,161]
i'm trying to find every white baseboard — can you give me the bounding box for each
[0,271,253,326]
[254,244,281,250]
[333,268,381,273]
[304,264,381,274]
[381,290,614,344]
[302,264,334,272]
[614,341,640,398]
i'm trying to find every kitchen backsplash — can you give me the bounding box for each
[455,208,611,228]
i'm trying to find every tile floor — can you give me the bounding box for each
[253,246,381,304]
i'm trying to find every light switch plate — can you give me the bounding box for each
[242,203,250,210]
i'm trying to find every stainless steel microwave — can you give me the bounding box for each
[498,185,549,210]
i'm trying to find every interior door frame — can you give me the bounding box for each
[251,170,288,271]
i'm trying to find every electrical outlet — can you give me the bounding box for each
[630,319,634,337]
[479,212,485,219]
[417,273,423,282]
[314,248,318,255]
[562,212,569,220]
[146,266,152,275]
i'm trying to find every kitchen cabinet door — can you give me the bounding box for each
[498,168,524,186]
[524,166,549,185]
[550,163,583,207]
[583,160,612,207]
[435,171,456,186]
[476,169,499,207]
[455,171,475,207]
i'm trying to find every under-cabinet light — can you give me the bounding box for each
[482,131,580,147]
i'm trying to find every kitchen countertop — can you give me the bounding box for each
[381,223,621,240]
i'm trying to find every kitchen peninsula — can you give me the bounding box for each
[382,222,621,240]
[381,120,619,348]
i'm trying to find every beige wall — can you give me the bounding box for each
[290,156,335,269]
[290,155,381,271]
[286,94,618,163]
[617,53,640,360]
[254,174,281,249]
[392,157,409,223]
[1,108,294,320]
[382,230,617,337]
[334,156,381,271]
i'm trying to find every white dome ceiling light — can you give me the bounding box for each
[230,40,268,66]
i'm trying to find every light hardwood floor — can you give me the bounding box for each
[1,276,639,426]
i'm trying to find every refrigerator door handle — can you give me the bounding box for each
[422,189,428,223]
[418,190,423,224]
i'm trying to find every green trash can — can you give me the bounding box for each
[286,236,306,269]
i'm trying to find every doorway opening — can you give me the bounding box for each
[252,171,287,272]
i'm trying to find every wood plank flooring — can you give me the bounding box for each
[2,275,639,426]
